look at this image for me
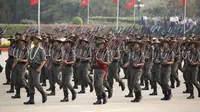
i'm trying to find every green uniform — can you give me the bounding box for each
[28,46,46,99]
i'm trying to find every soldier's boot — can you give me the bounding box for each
[198,88,200,98]
[25,87,30,97]
[108,88,113,99]
[161,91,168,100]
[142,81,149,90]
[187,90,194,99]
[140,79,144,86]
[175,78,181,87]
[12,89,21,99]
[48,87,55,96]
[125,89,133,97]
[70,89,77,101]
[88,82,94,92]
[24,94,35,105]
[6,84,14,93]
[183,83,190,93]
[93,95,102,105]
[60,90,69,102]
[46,87,51,91]
[73,81,78,89]
[131,91,142,102]
[40,91,47,103]
[3,79,11,85]
[149,87,158,96]
[170,78,175,89]
[166,89,172,100]
[41,80,46,86]
[102,92,108,104]
[78,85,85,94]
[119,81,125,91]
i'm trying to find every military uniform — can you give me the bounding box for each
[77,44,93,93]
[108,49,125,90]
[160,45,174,100]
[48,41,62,96]
[185,45,200,99]
[60,39,77,102]
[12,37,29,98]
[24,36,47,105]
[142,44,154,90]
[128,44,145,102]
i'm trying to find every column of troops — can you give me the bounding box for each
[2,30,200,105]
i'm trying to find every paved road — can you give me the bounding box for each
[0,51,200,112]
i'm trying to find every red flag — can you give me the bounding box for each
[80,0,89,7]
[126,0,135,9]
[30,0,39,6]
[113,0,118,4]
[182,0,186,6]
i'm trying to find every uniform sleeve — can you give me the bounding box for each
[40,48,47,62]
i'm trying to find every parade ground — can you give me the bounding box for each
[0,51,199,112]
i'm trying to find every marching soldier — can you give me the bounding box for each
[11,36,29,98]
[60,38,77,102]
[107,37,125,92]
[150,38,161,95]
[40,34,51,86]
[23,35,47,105]
[4,36,16,86]
[91,39,111,105]
[170,37,181,89]
[185,41,200,99]
[47,38,62,96]
[142,39,154,90]
[160,40,174,100]
[124,40,145,102]
[77,37,93,94]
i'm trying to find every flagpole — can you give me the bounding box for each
[87,0,90,24]
[38,0,41,35]
[116,0,119,30]
[183,0,186,37]
[134,5,135,24]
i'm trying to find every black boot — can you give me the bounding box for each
[41,91,47,103]
[78,85,85,94]
[119,81,125,91]
[187,90,194,99]
[161,91,168,100]
[93,95,102,105]
[60,90,69,102]
[48,87,55,96]
[7,84,14,93]
[12,89,21,99]
[108,88,113,99]
[88,82,94,92]
[198,88,200,98]
[73,81,78,89]
[24,94,35,105]
[3,80,10,85]
[183,83,190,93]
[125,90,133,97]
[102,92,108,104]
[131,91,142,102]
[46,87,51,91]
[25,87,30,97]
[175,78,181,87]
[167,89,172,100]
[170,83,175,89]
[71,89,77,101]
[142,81,149,90]
[149,87,157,96]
